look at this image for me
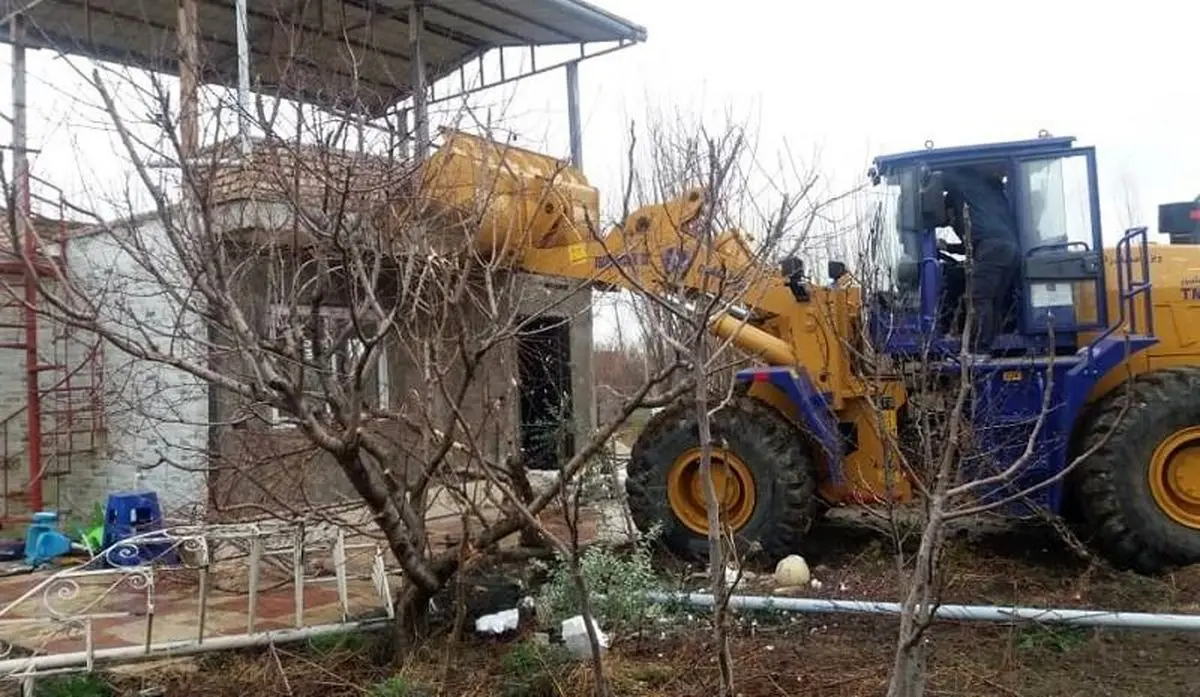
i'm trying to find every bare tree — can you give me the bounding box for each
[826,192,1137,697]
[603,111,847,696]
[2,47,695,656]
[1116,168,1143,233]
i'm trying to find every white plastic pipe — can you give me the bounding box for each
[0,618,391,676]
[646,591,1200,631]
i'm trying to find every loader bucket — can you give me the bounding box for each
[378,129,601,262]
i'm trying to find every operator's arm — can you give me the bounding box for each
[941,239,966,254]
[936,167,969,251]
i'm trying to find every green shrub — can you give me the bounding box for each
[34,675,114,697]
[305,629,366,655]
[368,675,430,697]
[499,640,573,697]
[1015,625,1090,653]
[536,525,664,628]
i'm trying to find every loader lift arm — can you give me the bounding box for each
[413,129,811,367]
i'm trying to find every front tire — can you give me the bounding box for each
[1071,367,1200,573]
[625,396,818,562]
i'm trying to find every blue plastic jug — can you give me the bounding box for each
[24,511,71,566]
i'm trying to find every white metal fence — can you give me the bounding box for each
[0,519,395,692]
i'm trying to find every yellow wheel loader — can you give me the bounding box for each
[414,130,1200,574]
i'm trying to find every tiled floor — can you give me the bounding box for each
[0,562,390,656]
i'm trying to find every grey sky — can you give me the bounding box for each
[3,0,1198,344]
[572,0,1200,236]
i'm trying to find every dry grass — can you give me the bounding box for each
[90,614,1200,697]
[37,519,1200,697]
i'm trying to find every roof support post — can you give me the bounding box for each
[565,60,583,171]
[178,0,200,158]
[408,2,429,161]
[11,12,42,517]
[234,0,251,154]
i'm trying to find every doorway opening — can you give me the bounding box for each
[517,315,574,470]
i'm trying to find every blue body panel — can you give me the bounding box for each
[734,366,846,485]
[948,334,1157,515]
[735,335,1156,516]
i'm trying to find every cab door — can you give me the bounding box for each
[1011,149,1108,336]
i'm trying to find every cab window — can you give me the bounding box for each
[1018,157,1093,251]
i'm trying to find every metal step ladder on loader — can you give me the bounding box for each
[955,224,1157,517]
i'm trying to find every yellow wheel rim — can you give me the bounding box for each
[666,447,757,536]
[1149,426,1200,529]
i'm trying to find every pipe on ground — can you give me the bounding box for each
[10,590,1200,679]
[646,591,1200,631]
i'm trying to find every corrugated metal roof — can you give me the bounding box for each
[1,0,646,115]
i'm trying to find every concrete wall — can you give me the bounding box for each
[208,261,596,515]
[513,273,596,465]
[63,218,210,519]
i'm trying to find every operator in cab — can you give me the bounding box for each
[940,165,1021,353]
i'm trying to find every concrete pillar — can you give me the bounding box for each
[178,0,200,157]
[408,2,429,160]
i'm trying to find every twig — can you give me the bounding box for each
[269,641,294,697]
[980,672,1027,697]
[275,646,372,693]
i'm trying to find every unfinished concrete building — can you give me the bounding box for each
[183,137,598,512]
[0,1,646,522]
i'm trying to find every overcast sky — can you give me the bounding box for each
[4,0,1199,343]
[535,0,1200,232]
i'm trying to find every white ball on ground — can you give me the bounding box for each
[773,554,810,587]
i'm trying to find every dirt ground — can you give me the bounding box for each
[37,516,1200,697]
[90,617,1198,697]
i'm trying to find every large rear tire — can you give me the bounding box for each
[625,396,818,562]
[1071,367,1200,573]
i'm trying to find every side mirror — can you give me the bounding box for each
[920,170,949,229]
[828,260,847,282]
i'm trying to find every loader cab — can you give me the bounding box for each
[866,135,1108,358]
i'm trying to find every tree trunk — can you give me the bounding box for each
[695,336,735,697]
[389,582,433,663]
[886,502,947,697]
[567,554,613,697]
